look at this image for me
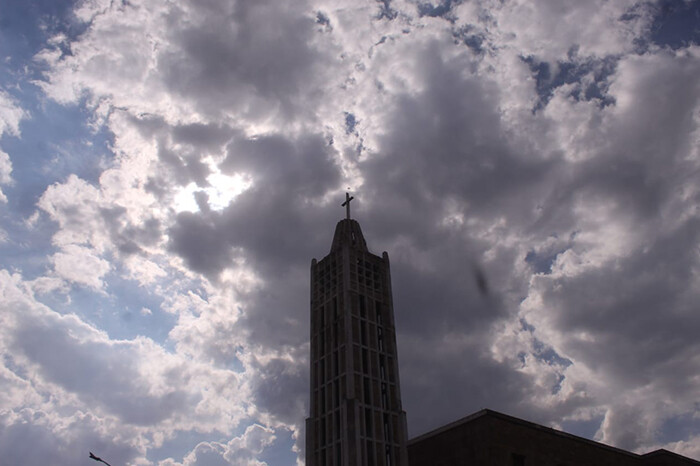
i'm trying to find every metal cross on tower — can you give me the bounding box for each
[341,192,354,219]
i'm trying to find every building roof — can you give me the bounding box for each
[407,409,700,464]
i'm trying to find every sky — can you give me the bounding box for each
[1,0,700,464]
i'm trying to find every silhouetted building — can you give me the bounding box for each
[306,195,409,466]
[307,200,699,466]
[408,409,699,466]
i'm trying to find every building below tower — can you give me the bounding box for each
[407,409,699,466]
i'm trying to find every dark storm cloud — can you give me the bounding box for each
[124,114,234,197]
[158,144,211,187]
[537,218,700,389]
[169,132,341,278]
[166,131,344,426]
[222,132,340,201]
[121,216,162,248]
[363,43,557,226]
[172,122,233,150]
[348,42,556,433]
[336,32,700,443]
[388,237,506,337]
[168,131,342,358]
[250,355,308,425]
[356,41,541,330]
[100,205,146,255]
[168,210,234,277]
[399,337,558,435]
[160,0,324,119]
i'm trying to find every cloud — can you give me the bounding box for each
[2,0,699,463]
[51,244,111,290]
[0,90,25,203]
[175,424,275,466]
[0,409,141,466]
[0,269,251,463]
[36,0,330,132]
[0,149,12,203]
[0,90,26,138]
[478,0,651,60]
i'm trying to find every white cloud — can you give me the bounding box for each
[0,90,26,138]
[51,244,111,291]
[480,0,649,60]
[0,149,12,185]
[0,269,254,463]
[175,424,276,466]
[0,95,21,202]
[38,174,109,250]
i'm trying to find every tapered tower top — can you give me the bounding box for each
[330,218,368,253]
[330,193,368,253]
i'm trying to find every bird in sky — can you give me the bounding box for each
[89,452,112,466]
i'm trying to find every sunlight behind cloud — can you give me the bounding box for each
[173,170,252,213]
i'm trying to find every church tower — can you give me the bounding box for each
[306,194,409,466]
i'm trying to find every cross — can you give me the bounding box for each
[341,192,354,219]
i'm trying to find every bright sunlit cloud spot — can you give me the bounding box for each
[207,171,252,210]
[174,171,252,213]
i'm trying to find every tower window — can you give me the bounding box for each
[512,453,526,466]
[365,408,373,437]
[320,386,326,414]
[366,440,375,466]
[383,414,391,443]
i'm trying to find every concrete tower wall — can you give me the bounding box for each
[307,219,408,466]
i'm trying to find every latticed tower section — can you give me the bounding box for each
[306,214,409,466]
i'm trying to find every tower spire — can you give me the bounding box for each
[341,192,354,219]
